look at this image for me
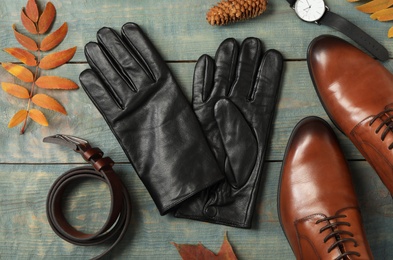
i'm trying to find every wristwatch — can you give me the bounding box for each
[287,0,389,61]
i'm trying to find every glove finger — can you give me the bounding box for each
[230,38,263,99]
[84,42,134,109]
[192,54,215,104]
[214,99,257,188]
[210,38,238,98]
[121,22,168,81]
[79,69,122,120]
[250,50,283,107]
[97,27,155,90]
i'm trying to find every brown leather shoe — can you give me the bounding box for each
[278,116,373,260]
[308,35,393,195]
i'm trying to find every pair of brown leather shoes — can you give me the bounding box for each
[278,35,393,259]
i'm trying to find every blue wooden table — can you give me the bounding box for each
[1,0,392,259]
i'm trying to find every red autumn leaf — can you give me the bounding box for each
[172,233,238,260]
[8,109,28,128]
[38,2,56,34]
[31,93,67,115]
[28,109,48,126]
[39,46,76,70]
[1,82,30,99]
[36,76,79,90]
[4,47,37,66]
[12,24,38,51]
[25,0,39,22]
[40,22,68,51]
[21,9,38,34]
[2,63,34,82]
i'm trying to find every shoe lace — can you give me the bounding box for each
[369,108,393,150]
[315,214,360,260]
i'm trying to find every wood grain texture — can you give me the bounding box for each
[0,162,391,259]
[1,0,393,259]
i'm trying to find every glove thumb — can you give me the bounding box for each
[214,99,257,189]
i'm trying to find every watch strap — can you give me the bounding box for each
[286,0,296,6]
[319,11,388,61]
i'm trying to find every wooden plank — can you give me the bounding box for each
[0,0,390,62]
[0,161,391,259]
[4,59,390,163]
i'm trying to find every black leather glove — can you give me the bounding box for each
[175,38,283,228]
[79,23,223,215]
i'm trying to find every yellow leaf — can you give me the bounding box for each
[28,109,48,126]
[388,26,393,37]
[39,47,77,70]
[371,7,393,20]
[38,2,56,34]
[3,47,37,66]
[8,109,28,128]
[40,23,68,52]
[36,76,79,90]
[1,82,30,99]
[31,94,67,115]
[357,0,393,13]
[12,24,38,51]
[2,63,34,82]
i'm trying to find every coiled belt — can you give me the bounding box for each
[43,134,132,259]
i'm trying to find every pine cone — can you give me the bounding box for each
[206,0,268,26]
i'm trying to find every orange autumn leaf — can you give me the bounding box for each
[25,0,39,22]
[172,233,238,260]
[357,0,393,13]
[371,7,393,20]
[388,26,393,37]
[12,24,38,51]
[38,2,56,34]
[8,109,28,128]
[31,93,67,115]
[21,9,38,34]
[36,76,79,90]
[2,63,34,82]
[39,47,76,70]
[40,23,68,51]
[3,47,37,66]
[28,109,48,126]
[1,82,30,99]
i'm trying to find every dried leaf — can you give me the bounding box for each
[25,0,39,22]
[2,63,34,82]
[21,9,38,34]
[371,7,393,20]
[39,46,76,70]
[8,109,28,128]
[28,109,48,126]
[31,93,67,114]
[3,47,37,66]
[38,2,56,34]
[12,24,38,51]
[1,82,30,99]
[172,233,237,260]
[356,0,393,13]
[388,26,393,37]
[40,22,68,51]
[36,76,79,90]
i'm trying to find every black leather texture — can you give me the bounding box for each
[175,38,284,228]
[79,22,223,215]
[319,11,388,61]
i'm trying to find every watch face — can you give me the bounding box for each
[294,0,326,22]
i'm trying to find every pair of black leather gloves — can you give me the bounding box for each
[79,23,283,228]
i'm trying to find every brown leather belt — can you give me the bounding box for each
[43,134,132,259]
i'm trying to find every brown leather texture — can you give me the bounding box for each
[278,117,373,260]
[44,135,132,260]
[307,35,393,194]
